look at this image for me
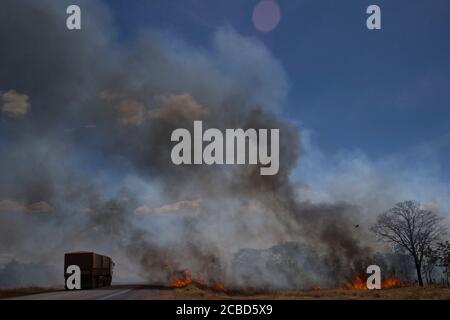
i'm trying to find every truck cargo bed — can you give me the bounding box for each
[64,252,114,289]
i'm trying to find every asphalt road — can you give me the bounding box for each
[8,285,188,300]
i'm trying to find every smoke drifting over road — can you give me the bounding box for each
[0,0,372,289]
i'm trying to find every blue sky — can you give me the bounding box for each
[107,0,450,179]
[2,0,450,279]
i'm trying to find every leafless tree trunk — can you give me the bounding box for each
[371,201,446,287]
[437,241,450,287]
[422,246,439,285]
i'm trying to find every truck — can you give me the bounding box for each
[64,252,114,289]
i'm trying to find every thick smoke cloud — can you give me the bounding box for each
[0,0,371,289]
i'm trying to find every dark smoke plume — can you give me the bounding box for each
[0,0,370,289]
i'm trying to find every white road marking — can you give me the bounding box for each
[97,288,133,300]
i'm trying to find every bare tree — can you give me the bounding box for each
[371,200,446,286]
[436,241,450,286]
[422,246,439,284]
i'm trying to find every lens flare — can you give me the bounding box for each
[252,0,281,33]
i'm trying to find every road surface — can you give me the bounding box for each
[8,285,192,300]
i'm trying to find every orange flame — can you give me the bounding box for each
[169,269,229,291]
[170,269,192,287]
[382,276,403,289]
[344,274,405,289]
[350,274,367,289]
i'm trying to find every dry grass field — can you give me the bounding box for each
[0,287,64,299]
[1,284,450,300]
[176,284,450,300]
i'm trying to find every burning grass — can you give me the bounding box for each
[342,274,409,290]
[167,268,429,300]
[170,270,192,288]
[167,270,445,300]
[170,269,229,293]
[173,284,450,300]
